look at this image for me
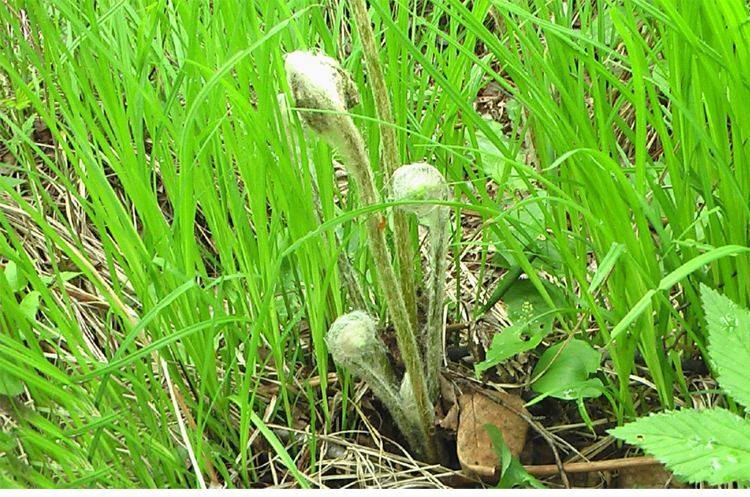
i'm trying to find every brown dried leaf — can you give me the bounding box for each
[457,391,529,480]
[437,374,460,432]
[439,374,457,407]
[439,402,460,431]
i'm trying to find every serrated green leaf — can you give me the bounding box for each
[701,284,750,411]
[610,408,750,485]
[531,339,603,400]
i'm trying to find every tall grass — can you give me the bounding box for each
[0,0,748,488]
[435,0,750,415]
[1,0,347,486]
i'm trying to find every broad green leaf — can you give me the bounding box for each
[0,371,24,397]
[475,280,557,375]
[701,284,750,411]
[19,291,41,321]
[474,321,551,375]
[492,194,561,269]
[4,261,25,293]
[473,117,526,191]
[504,279,555,323]
[486,423,545,489]
[610,408,750,485]
[495,200,545,251]
[531,339,603,400]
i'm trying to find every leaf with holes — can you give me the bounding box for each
[475,280,556,376]
[610,408,750,485]
[475,321,552,376]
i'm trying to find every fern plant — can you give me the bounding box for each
[610,284,750,485]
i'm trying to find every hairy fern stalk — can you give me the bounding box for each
[284,50,437,460]
[325,312,424,454]
[391,162,451,401]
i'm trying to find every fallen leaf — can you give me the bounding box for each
[439,374,457,407]
[457,391,529,480]
[439,402,460,431]
[437,374,460,431]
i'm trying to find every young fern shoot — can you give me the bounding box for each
[325,312,425,456]
[392,163,451,400]
[284,51,437,461]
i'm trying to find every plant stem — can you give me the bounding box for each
[329,119,437,461]
[349,0,419,331]
[425,207,450,400]
[326,312,423,453]
[360,365,423,455]
[390,162,450,402]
